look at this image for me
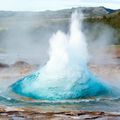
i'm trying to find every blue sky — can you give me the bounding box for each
[0,0,120,11]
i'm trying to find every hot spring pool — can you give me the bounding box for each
[0,11,120,113]
[9,11,118,101]
[0,93,120,112]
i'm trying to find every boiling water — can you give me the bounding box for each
[0,11,120,112]
[0,94,120,112]
[10,11,118,100]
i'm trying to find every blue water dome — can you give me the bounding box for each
[10,11,114,100]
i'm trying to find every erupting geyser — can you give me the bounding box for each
[11,11,112,100]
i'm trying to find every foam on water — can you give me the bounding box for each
[10,11,113,100]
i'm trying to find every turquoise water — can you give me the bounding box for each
[0,93,120,112]
[10,66,113,100]
[1,11,119,112]
[10,11,116,100]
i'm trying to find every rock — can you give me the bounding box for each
[0,108,120,120]
[0,107,6,112]
[0,63,9,68]
[12,61,30,68]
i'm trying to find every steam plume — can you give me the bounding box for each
[11,11,112,100]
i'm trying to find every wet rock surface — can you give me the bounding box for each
[0,63,9,68]
[0,106,120,120]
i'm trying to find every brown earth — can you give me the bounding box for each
[0,106,120,120]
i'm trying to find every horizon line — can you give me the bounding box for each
[0,6,119,12]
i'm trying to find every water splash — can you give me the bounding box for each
[11,11,112,100]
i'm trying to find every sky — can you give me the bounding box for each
[0,0,119,11]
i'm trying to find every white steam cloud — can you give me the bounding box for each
[10,11,113,100]
[45,11,88,73]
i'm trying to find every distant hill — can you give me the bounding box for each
[86,10,120,44]
[0,6,119,46]
[0,6,117,19]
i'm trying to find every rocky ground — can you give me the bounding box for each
[0,106,120,120]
